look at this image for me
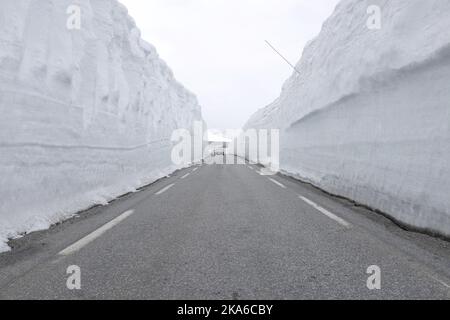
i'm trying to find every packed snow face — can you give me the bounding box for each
[244,0,450,237]
[0,0,202,251]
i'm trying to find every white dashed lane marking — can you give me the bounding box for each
[299,195,351,228]
[268,178,286,189]
[59,210,135,256]
[428,274,450,289]
[180,173,190,179]
[155,183,175,195]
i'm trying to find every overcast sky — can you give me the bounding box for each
[120,0,340,130]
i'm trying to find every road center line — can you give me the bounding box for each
[269,178,286,189]
[192,167,198,172]
[247,165,254,170]
[155,183,175,195]
[299,196,351,228]
[59,210,135,256]
[180,173,190,179]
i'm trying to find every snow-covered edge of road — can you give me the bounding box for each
[279,168,450,241]
[0,163,196,254]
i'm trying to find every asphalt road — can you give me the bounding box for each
[0,157,449,299]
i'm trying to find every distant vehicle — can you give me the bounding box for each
[213,148,225,156]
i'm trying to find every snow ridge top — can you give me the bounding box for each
[246,0,450,130]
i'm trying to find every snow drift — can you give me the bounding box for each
[243,0,450,237]
[0,0,203,252]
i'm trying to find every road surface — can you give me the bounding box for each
[0,158,449,299]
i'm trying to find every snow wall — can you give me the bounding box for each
[0,0,203,252]
[243,0,450,237]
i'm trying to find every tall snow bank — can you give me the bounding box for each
[0,0,203,251]
[244,0,450,237]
